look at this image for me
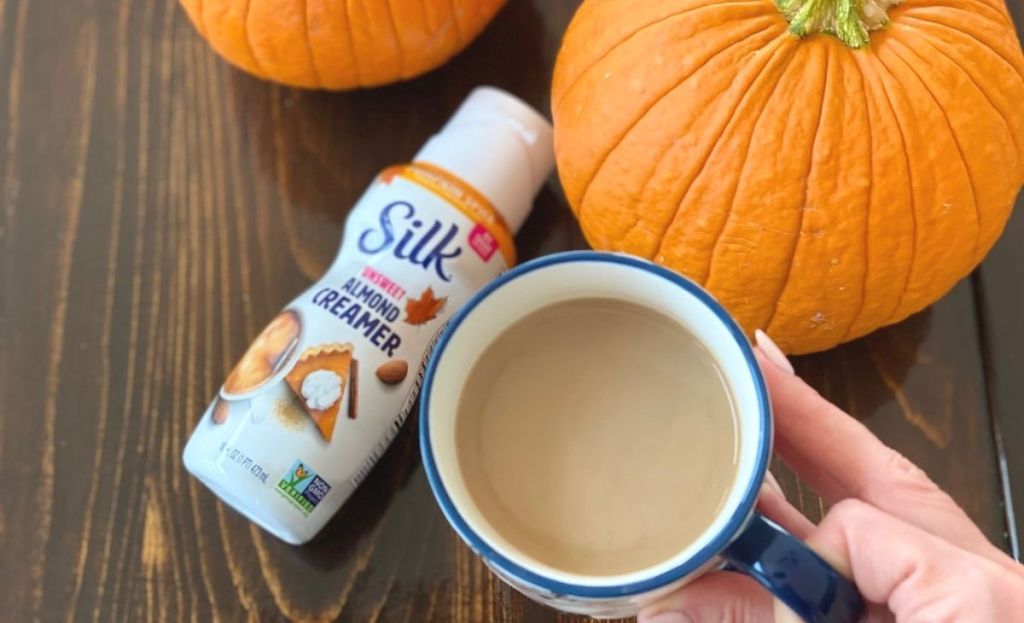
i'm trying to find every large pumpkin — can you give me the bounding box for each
[552,0,1024,353]
[179,0,505,89]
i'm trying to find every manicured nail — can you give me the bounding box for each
[640,611,696,623]
[755,329,794,375]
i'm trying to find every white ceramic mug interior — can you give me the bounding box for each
[420,251,771,615]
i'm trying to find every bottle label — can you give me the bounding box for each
[182,163,512,543]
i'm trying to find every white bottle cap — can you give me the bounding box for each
[414,87,554,234]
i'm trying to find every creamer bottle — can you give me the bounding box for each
[183,87,554,544]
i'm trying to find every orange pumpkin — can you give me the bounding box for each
[180,0,505,89]
[552,0,1024,353]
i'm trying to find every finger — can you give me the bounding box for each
[639,571,773,623]
[788,498,1024,621]
[757,473,815,539]
[754,346,899,502]
[753,343,1002,563]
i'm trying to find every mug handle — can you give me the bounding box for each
[723,512,865,623]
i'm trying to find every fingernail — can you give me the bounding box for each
[764,470,785,499]
[640,612,696,623]
[755,329,794,374]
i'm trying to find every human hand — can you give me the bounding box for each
[639,331,1024,623]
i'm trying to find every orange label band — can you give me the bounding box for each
[380,163,517,267]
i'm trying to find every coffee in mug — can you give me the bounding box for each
[455,297,740,577]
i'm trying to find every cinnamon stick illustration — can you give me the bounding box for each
[349,359,359,420]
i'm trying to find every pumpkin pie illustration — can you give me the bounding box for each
[284,343,355,442]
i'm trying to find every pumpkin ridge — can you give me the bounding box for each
[300,0,323,88]
[882,39,983,269]
[897,21,1021,179]
[403,0,439,75]
[703,43,808,289]
[840,55,875,343]
[240,0,267,77]
[857,55,918,327]
[611,22,782,248]
[763,45,831,332]
[900,8,1024,77]
[901,15,1024,96]
[648,34,795,265]
[901,0,1011,29]
[585,20,782,244]
[577,18,785,233]
[334,0,361,88]
[445,0,465,46]
[601,26,788,252]
[966,0,1015,26]
[865,54,923,324]
[383,0,405,79]
[956,0,1011,17]
[342,0,362,87]
[416,0,435,32]
[553,0,765,110]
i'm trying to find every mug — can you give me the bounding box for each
[419,251,864,621]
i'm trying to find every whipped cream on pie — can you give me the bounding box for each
[301,369,343,410]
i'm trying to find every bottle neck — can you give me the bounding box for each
[415,124,541,236]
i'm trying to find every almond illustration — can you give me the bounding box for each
[376,359,408,385]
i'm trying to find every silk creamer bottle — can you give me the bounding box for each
[183,87,554,544]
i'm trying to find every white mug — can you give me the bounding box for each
[419,251,863,620]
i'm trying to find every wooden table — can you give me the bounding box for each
[2,1,1022,620]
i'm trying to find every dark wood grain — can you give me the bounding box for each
[976,206,1024,561]
[0,0,1020,621]
[975,0,1024,564]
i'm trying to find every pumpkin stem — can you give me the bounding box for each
[776,0,900,47]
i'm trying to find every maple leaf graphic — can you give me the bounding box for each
[404,287,447,326]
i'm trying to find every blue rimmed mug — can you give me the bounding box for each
[419,251,864,621]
